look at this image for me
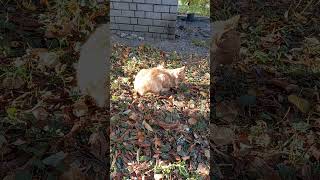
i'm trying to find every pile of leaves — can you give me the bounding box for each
[110,44,210,179]
[1,0,110,179]
[211,0,320,179]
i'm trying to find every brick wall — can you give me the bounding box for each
[110,0,178,39]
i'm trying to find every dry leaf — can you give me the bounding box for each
[59,163,86,180]
[288,94,311,113]
[88,131,108,158]
[2,76,25,89]
[197,163,209,176]
[142,120,154,132]
[129,112,139,121]
[154,137,162,148]
[32,106,49,121]
[154,121,179,130]
[72,100,88,117]
[188,117,197,125]
[309,144,320,160]
[211,124,235,146]
[137,131,145,143]
[154,174,164,180]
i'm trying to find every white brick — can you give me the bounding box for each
[153,33,161,39]
[110,16,116,23]
[110,23,119,30]
[153,19,171,26]
[147,0,161,4]
[113,2,129,10]
[115,17,130,23]
[161,34,168,39]
[138,18,153,25]
[119,24,134,31]
[135,11,145,18]
[154,5,170,12]
[145,32,153,38]
[149,26,164,33]
[137,4,153,11]
[162,0,178,5]
[129,3,137,10]
[131,18,138,24]
[110,9,121,16]
[122,10,134,16]
[145,12,161,19]
[170,5,177,13]
[161,13,177,20]
[134,25,148,32]
[168,34,175,39]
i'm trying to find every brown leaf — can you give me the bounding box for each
[72,100,88,117]
[216,101,239,122]
[154,137,162,148]
[2,76,25,90]
[59,163,87,180]
[210,124,235,146]
[249,157,281,180]
[129,112,139,121]
[154,121,179,130]
[309,144,320,160]
[137,131,145,143]
[188,117,198,125]
[88,131,108,158]
[32,106,49,121]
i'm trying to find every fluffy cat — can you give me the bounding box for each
[76,23,110,107]
[133,65,185,96]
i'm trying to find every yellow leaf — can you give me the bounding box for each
[288,95,311,113]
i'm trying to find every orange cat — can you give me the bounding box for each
[133,65,185,96]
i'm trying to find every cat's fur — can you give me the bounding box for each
[133,65,185,96]
[76,23,110,107]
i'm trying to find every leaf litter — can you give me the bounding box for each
[211,0,320,179]
[110,43,210,179]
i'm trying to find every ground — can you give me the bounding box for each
[211,0,320,179]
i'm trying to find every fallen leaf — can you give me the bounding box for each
[154,121,179,130]
[154,137,162,148]
[42,151,66,167]
[129,112,139,121]
[72,100,88,117]
[2,76,25,89]
[142,120,154,132]
[88,131,108,158]
[197,163,209,176]
[288,94,311,113]
[32,106,49,121]
[154,174,164,180]
[309,144,320,160]
[188,117,197,125]
[211,124,235,146]
[12,138,26,146]
[137,131,145,143]
[59,163,86,180]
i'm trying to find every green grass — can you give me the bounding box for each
[178,0,210,17]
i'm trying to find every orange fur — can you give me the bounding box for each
[133,66,185,95]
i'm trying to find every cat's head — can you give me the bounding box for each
[172,66,185,81]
